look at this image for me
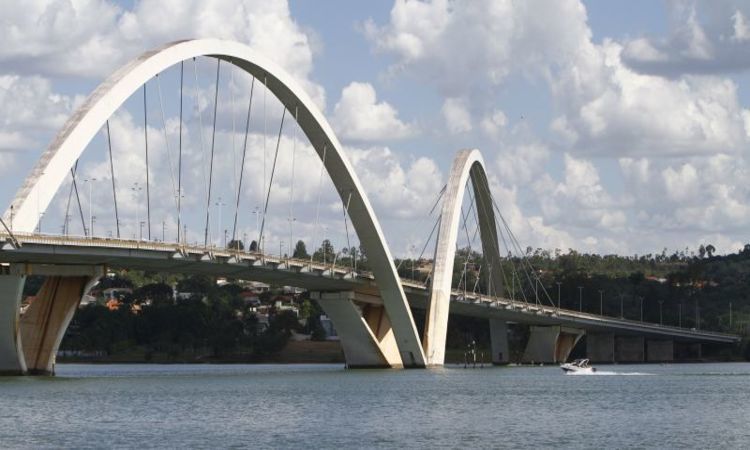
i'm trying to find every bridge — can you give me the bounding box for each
[0,39,740,375]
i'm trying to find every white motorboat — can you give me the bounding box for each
[560,358,596,374]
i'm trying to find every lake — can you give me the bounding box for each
[1,363,749,448]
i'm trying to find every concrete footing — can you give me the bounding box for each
[489,318,509,365]
[0,274,27,375]
[314,291,404,368]
[522,326,584,364]
[0,265,102,376]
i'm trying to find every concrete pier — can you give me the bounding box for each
[615,336,645,362]
[646,340,674,362]
[522,326,584,364]
[489,318,509,365]
[586,333,615,363]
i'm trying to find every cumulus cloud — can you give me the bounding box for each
[621,2,750,76]
[0,0,325,107]
[441,97,472,134]
[331,82,415,141]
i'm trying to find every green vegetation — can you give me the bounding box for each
[57,240,750,362]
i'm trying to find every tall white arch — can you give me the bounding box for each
[423,149,504,366]
[1,39,426,367]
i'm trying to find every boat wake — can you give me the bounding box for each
[566,370,653,376]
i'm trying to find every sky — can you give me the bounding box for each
[1,0,750,258]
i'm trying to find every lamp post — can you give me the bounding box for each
[577,286,583,312]
[619,292,625,318]
[139,221,145,241]
[599,290,604,316]
[556,281,561,311]
[86,177,97,237]
[215,197,225,247]
[658,300,664,325]
[131,182,141,240]
[639,296,644,322]
[279,240,284,259]
[91,216,96,237]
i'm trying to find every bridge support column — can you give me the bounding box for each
[586,333,615,363]
[646,339,674,362]
[522,326,584,364]
[615,336,645,362]
[313,291,403,368]
[0,272,27,375]
[489,318,509,365]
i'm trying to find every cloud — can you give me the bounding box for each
[331,82,415,141]
[0,74,79,151]
[441,97,472,134]
[621,2,750,76]
[0,0,325,108]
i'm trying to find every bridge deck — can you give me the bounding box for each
[0,232,741,344]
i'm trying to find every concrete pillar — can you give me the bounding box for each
[522,326,584,364]
[20,276,90,375]
[0,274,27,375]
[489,318,509,365]
[587,333,615,363]
[615,336,645,362]
[646,339,674,362]
[314,292,403,368]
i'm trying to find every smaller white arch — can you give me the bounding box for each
[422,149,504,366]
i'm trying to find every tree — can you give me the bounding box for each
[705,244,716,258]
[313,239,335,263]
[249,240,258,251]
[292,240,309,259]
[227,239,244,251]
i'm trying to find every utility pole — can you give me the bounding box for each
[599,290,604,316]
[577,286,583,312]
[162,220,166,242]
[280,240,284,259]
[658,300,664,325]
[86,178,97,237]
[639,296,644,322]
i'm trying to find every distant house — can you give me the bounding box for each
[102,287,132,300]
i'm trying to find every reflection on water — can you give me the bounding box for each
[1,363,749,448]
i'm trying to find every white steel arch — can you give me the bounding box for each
[423,149,504,366]
[1,39,426,367]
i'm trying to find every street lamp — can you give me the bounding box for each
[280,240,284,259]
[91,216,96,237]
[556,281,562,311]
[599,290,604,316]
[131,182,142,240]
[85,177,97,237]
[658,300,664,325]
[215,197,226,247]
[639,296,644,322]
[577,286,583,312]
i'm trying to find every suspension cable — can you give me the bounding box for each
[70,163,87,236]
[143,83,151,240]
[341,191,353,269]
[311,144,327,264]
[193,58,209,206]
[177,61,184,244]
[289,106,298,257]
[204,58,221,247]
[105,120,121,238]
[258,107,287,253]
[155,73,179,213]
[63,162,77,235]
[232,77,256,247]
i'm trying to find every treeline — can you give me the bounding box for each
[60,274,326,362]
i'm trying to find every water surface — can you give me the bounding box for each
[1,363,748,448]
